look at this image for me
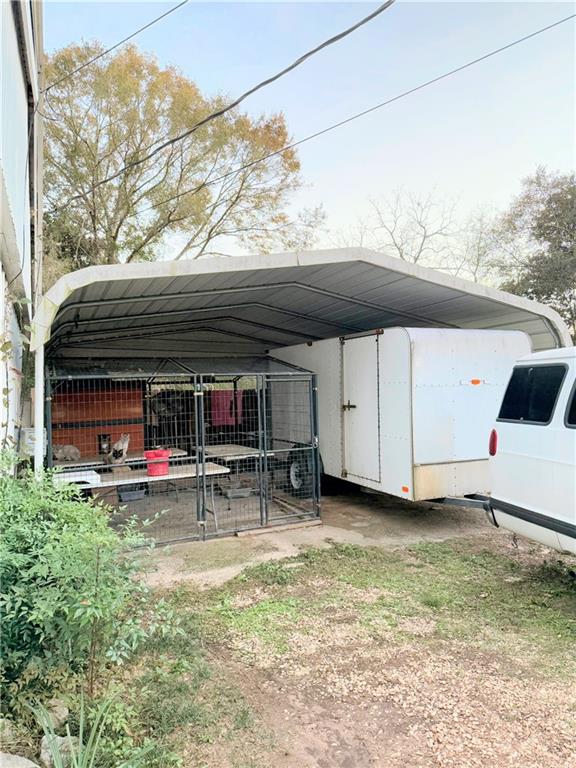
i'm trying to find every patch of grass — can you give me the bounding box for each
[418,591,449,610]
[239,560,298,586]
[209,596,301,653]
[136,658,212,737]
[200,540,576,673]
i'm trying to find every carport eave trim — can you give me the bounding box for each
[30,248,574,352]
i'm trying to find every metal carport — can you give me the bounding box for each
[31,247,572,468]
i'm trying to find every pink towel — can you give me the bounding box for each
[211,390,243,426]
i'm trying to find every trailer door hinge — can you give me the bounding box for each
[342,400,357,411]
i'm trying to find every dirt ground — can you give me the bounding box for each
[144,489,576,768]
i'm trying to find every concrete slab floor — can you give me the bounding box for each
[144,488,493,590]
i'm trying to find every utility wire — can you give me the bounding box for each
[7,0,171,293]
[50,11,574,219]
[35,1,189,291]
[43,0,190,93]
[124,11,575,224]
[55,1,397,207]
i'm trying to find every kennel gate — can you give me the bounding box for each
[46,359,320,543]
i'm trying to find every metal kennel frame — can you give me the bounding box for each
[46,357,320,543]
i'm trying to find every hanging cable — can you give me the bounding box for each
[54,1,397,206]
[110,11,576,224]
[43,0,190,93]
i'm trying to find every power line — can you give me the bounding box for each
[43,0,190,93]
[50,11,575,220]
[54,1,397,207]
[125,12,575,223]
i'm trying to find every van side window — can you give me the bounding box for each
[498,365,567,424]
[567,383,576,428]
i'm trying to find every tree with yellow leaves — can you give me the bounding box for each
[43,43,322,286]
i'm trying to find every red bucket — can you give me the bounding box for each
[144,449,171,476]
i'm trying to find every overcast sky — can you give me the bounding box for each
[44,1,575,249]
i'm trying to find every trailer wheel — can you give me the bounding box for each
[287,452,313,497]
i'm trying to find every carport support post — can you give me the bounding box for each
[311,374,321,517]
[33,342,44,478]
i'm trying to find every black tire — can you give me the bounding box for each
[286,451,314,498]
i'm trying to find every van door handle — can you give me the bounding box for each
[342,400,357,411]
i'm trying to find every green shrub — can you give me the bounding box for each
[35,694,154,768]
[0,453,168,711]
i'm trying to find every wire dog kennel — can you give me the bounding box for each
[47,357,320,543]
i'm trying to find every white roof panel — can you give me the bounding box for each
[32,248,572,358]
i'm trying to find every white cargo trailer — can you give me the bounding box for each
[275,327,531,502]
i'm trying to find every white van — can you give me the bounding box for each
[485,347,576,554]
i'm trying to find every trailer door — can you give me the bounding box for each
[342,335,381,483]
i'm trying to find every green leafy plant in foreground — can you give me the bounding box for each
[35,695,153,768]
[0,451,178,712]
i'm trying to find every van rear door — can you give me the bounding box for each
[491,361,576,549]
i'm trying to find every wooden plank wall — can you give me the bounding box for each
[51,382,145,456]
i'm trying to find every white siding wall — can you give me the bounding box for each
[1,0,32,290]
[0,265,24,445]
[0,1,41,446]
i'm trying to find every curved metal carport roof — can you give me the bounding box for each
[32,247,572,358]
